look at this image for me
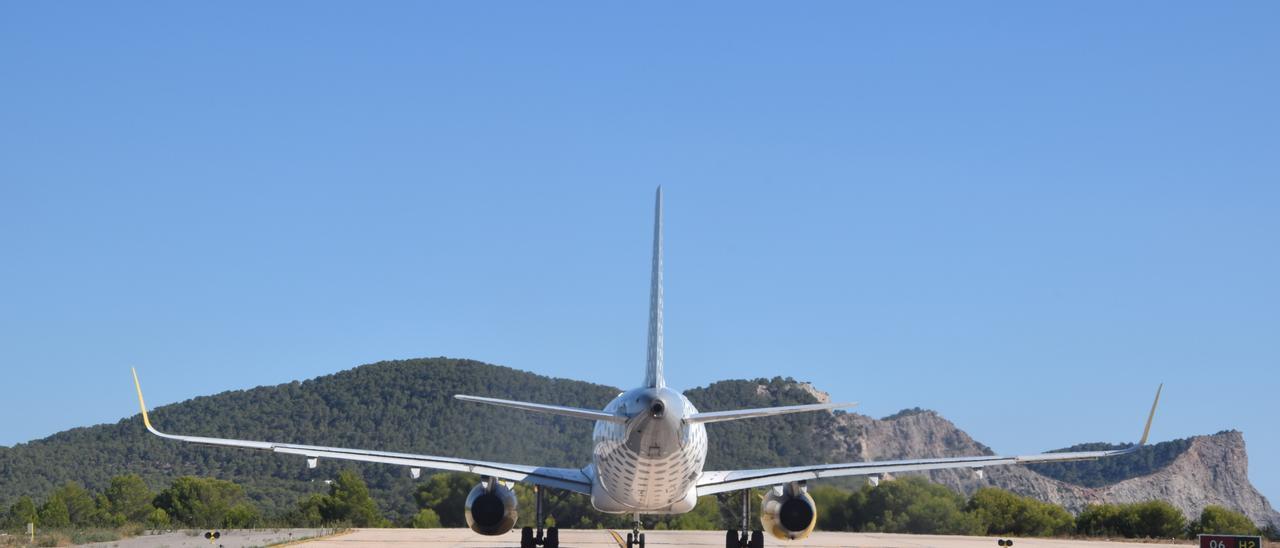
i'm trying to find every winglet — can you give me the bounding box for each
[131,367,158,433]
[1138,383,1162,446]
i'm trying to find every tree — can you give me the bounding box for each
[845,476,980,535]
[296,470,389,527]
[902,494,980,535]
[1077,503,1126,537]
[224,503,262,528]
[295,494,326,527]
[1131,500,1186,539]
[809,485,850,531]
[968,488,1021,534]
[37,494,70,528]
[145,507,171,529]
[1075,501,1186,539]
[5,497,38,529]
[326,470,387,527]
[30,483,100,529]
[412,508,442,528]
[50,481,99,527]
[102,474,157,525]
[1190,505,1258,537]
[154,476,249,528]
[415,473,476,527]
[967,488,1073,537]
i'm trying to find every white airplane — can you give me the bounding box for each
[131,187,1162,548]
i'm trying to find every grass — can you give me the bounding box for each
[0,523,146,547]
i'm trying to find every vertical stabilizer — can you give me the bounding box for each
[645,187,665,388]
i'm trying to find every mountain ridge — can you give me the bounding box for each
[0,357,1273,528]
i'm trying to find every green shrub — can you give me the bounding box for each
[967,488,1073,537]
[411,508,441,528]
[846,476,981,535]
[295,469,389,527]
[154,476,251,528]
[145,507,171,529]
[809,485,851,531]
[1189,505,1258,536]
[1076,500,1186,538]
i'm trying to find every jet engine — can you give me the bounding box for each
[464,478,519,536]
[760,482,817,540]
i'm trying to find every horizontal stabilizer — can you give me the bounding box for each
[685,401,858,424]
[454,395,627,423]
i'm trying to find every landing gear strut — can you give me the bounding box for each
[626,513,646,548]
[520,486,559,548]
[725,490,764,548]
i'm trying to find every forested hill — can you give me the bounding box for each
[0,359,843,521]
[0,358,1262,524]
[0,359,621,520]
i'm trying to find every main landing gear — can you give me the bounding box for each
[520,486,559,548]
[626,513,646,548]
[726,490,764,548]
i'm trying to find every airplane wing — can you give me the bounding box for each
[131,369,593,494]
[696,384,1161,496]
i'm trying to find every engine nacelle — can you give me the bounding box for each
[760,482,817,540]
[464,478,518,536]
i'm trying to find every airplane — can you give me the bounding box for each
[131,187,1163,548]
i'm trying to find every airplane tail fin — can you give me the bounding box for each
[645,186,665,389]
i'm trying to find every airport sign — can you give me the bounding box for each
[1199,534,1262,548]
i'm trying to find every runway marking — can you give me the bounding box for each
[608,530,626,548]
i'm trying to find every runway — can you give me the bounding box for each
[296,529,1176,547]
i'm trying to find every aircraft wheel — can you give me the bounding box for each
[545,527,559,548]
[749,530,763,548]
[726,529,739,548]
[520,527,534,548]
[638,532,646,547]
[627,532,634,548]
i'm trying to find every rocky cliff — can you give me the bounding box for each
[792,382,1279,529]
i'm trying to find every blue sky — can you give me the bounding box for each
[2,2,1277,500]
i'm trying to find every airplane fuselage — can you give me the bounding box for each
[589,387,708,514]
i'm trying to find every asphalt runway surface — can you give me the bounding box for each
[296,529,1179,547]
